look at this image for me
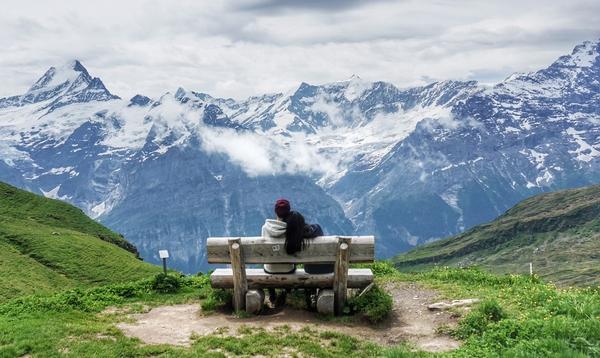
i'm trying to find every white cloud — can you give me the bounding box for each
[198,126,338,177]
[310,95,344,127]
[0,0,599,101]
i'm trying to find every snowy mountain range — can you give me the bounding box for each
[1,40,599,272]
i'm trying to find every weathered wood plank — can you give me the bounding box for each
[207,236,374,264]
[210,268,373,289]
[228,238,247,312]
[333,237,350,315]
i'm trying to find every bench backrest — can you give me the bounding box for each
[207,235,374,264]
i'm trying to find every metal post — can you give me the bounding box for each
[159,250,170,275]
[529,262,533,276]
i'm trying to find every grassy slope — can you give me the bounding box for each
[394,185,600,286]
[0,182,159,300]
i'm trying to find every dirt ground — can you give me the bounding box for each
[115,282,460,352]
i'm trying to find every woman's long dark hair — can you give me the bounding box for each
[282,211,308,255]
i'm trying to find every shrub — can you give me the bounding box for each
[369,261,398,277]
[456,299,506,339]
[151,273,181,294]
[181,274,210,290]
[197,284,213,300]
[348,284,393,323]
[201,289,232,312]
[479,299,506,322]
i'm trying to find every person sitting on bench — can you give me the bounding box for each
[262,198,296,275]
[261,198,333,305]
[261,198,296,305]
[303,223,334,275]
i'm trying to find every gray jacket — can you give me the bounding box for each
[261,219,295,273]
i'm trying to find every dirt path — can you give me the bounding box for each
[115,282,460,352]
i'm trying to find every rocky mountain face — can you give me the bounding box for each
[1,41,599,272]
[337,40,600,254]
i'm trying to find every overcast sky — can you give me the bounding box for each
[1,0,599,100]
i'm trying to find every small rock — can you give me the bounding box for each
[427,298,480,311]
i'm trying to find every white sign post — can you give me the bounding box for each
[159,250,170,275]
[529,262,533,276]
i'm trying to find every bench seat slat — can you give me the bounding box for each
[207,236,374,264]
[210,268,373,289]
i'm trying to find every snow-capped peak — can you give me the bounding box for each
[557,39,599,68]
[0,59,119,112]
[129,94,152,106]
[335,74,362,83]
[173,87,216,104]
[490,39,600,99]
[503,72,527,82]
[174,87,188,100]
[28,60,91,94]
[341,75,371,102]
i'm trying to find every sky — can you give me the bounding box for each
[1,0,600,100]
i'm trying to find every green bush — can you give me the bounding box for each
[455,299,506,339]
[353,261,398,277]
[201,289,232,312]
[369,261,398,277]
[348,284,393,323]
[182,273,210,290]
[150,273,181,294]
[479,299,506,322]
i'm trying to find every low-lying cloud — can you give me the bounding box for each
[199,127,339,177]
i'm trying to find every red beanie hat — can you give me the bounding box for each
[274,198,291,218]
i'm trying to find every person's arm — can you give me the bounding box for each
[303,223,323,238]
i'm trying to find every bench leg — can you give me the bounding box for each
[333,237,351,315]
[228,238,248,312]
[316,289,335,315]
[245,289,265,314]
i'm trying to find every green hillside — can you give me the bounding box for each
[394,184,600,286]
[0,182,159,300]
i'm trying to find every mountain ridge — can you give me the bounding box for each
[0,39,599,272]
[393,184,600,286]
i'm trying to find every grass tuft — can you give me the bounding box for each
[348,284,393,323]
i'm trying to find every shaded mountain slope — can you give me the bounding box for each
[394,185,600,286]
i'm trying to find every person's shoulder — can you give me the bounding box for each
[262,219,286,237]
[261,219,271,232]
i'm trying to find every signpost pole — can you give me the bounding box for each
[159,250,170,275]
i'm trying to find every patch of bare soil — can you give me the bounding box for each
[116,282,460,352]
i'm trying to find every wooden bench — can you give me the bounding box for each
[207,236,375,315]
